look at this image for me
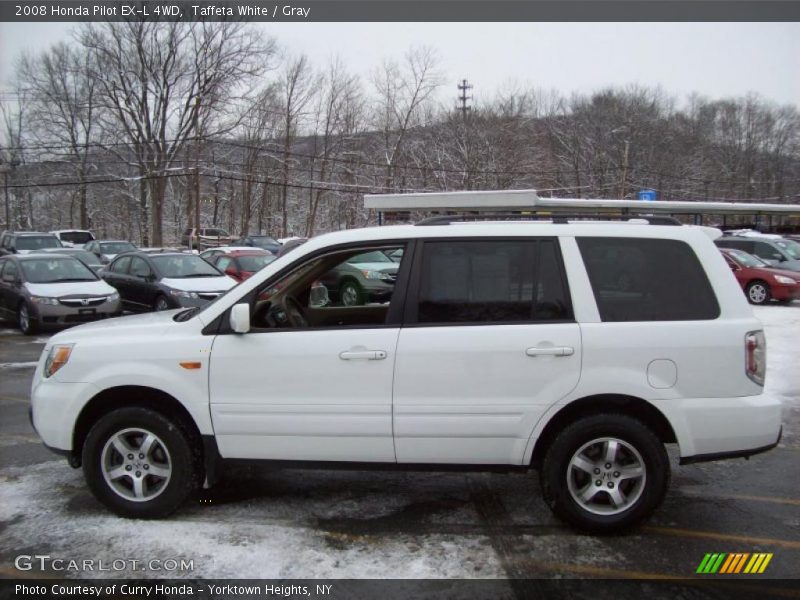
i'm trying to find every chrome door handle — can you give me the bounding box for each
[339,350,388,361]
[526,346,575,357]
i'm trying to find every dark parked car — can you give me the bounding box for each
[276,237,307,257]
[0,254,120,334]
[101,251,236,312]
[207,250,275,283]
[0,231,63,256]
[318,250,399,306]
[37,247,106,274]
[715,236,800,272]
[84,240,138,264]
[719,247,800,305]
[231,234,282,254]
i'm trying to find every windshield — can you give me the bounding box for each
[239,255,275,272]
[776,240,800,260]
[348,250,393,264]
[60,231,94,244]
[727,249,768,268]
[251,236,278,247]
[203,229,229,237]
[21,257,98,283]
[17,236,62,251]
[71,250,103,266]
[152,254,222,278]
[100,242,136,254]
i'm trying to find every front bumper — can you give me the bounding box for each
[771,284,800,301]
[655,394,783,462]
[32,299,121,327]
[31,377,100,451]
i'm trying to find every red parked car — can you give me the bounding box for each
[206,249,275,283]
[720,247,800,305]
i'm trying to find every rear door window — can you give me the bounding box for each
[577,237,719,321]
[411,239,572,324]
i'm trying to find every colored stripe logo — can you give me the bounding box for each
[696,553,773,574]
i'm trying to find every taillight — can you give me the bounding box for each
[745,330,766,385]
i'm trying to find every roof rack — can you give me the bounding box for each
[414,213,682,227]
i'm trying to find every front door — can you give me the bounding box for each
[393,238,582,465]
[208,242,410,462]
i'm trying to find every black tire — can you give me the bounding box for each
[339,279,363,307]
[745,280,771,305]
[540,413,670,534]
[82,407,202,518]
[153,295,170,311]
[18,301,39,335]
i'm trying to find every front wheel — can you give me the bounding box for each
[153,295,170,311]
[540,413,670,534]
[339,280,363,307]
[82,407,201,518]
[745,281,771,305]
[18,302,39,335]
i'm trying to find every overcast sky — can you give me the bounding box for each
[0,22,798,108]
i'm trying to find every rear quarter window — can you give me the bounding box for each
[577,237,720,322]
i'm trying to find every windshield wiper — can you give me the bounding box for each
[179,273,216,278]
[38,278,97,283]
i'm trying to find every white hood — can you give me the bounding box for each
[48,309,179,343]
[161,275,236,292]
[25,280,117,297]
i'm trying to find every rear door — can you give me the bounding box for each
[392,238,582,465]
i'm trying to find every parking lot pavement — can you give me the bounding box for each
[0,306,798,583]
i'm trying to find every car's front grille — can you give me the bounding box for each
[64,313,112,323]
[58,296,109,307]
[197,292,222,301]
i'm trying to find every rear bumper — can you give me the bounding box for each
[654,394,782,461]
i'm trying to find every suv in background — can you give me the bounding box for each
[50,229,95,248]
[231,234,282,254]
[181,227,233,249]
[30,217,780,533]
[0,231,63,255]
[716,235,800,271]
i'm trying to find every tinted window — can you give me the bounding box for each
[151,255,221,278]
[129,257,152,278]
[110,256,132,274]
[59,231,94,244]
[100,242,136,254]
[216,257,234,272]
[578,237,719,322]
[16,236,62,251]
[1,260,17,282]
[238,255,274,272]
[415,239,571,324]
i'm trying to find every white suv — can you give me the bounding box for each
[30,217,782,533]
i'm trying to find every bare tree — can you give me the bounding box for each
[79,22,275,245]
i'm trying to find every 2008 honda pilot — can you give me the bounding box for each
[31,216,781,533]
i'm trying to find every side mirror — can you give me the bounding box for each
[229,303,251,334]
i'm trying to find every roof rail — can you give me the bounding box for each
[414,213,682,227]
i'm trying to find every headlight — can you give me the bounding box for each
[774,275,797,285]
[361,269,393,281]
[30,296,59,306]
[170,289,199,299]
[108,292,120,300]
[44,344,74,378]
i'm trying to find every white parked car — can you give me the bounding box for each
[30,216,781,532]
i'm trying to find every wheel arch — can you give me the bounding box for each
[72,385,204,469]
[529,394,677,469]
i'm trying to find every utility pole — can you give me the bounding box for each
[457,79,472,118]
[619,139,630,199]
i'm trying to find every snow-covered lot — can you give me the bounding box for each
[0,305,798,580]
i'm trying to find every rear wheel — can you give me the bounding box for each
[745,280,771,305]
[540,413,670,534]
[82,407,201,518]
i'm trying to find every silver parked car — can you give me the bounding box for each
[0,254,121,334]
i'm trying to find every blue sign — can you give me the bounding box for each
[638,189,657,201]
